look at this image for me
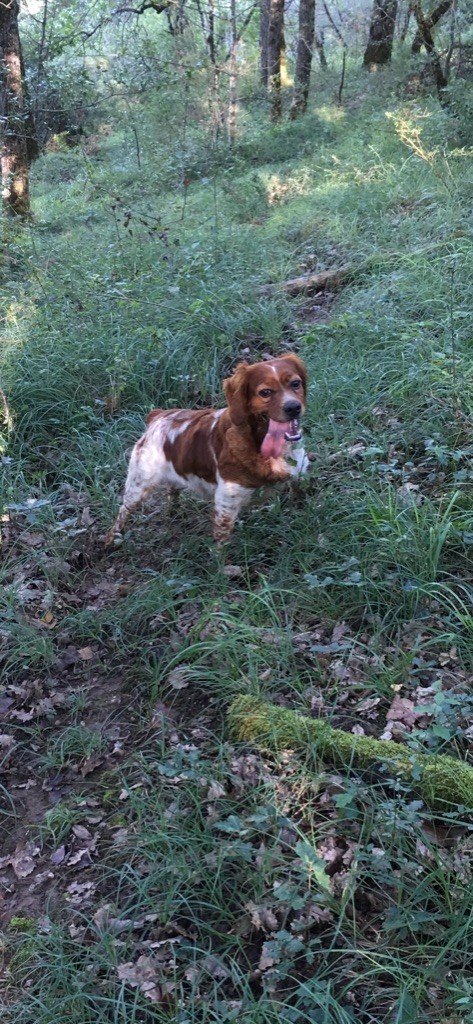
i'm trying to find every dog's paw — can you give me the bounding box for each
[103,530,123,548]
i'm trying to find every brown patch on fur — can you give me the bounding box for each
[162,410,223,483]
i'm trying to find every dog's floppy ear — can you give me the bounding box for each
[223,362,250,426]
[279,353,308,392]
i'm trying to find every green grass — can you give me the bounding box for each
[1,45,473,1024]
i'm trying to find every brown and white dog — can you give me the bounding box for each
[105,353,309,546]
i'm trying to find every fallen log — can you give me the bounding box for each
[228,695,473,811]
[260,265,352,298]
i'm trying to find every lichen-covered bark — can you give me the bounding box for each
[0,0,30,217]
[363,0,398,66]
[290,0,316,118]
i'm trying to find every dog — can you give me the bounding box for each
[105,353,309,546]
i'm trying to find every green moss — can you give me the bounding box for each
[9,916,37,934]
[228,696,473,811]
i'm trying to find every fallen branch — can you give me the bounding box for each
[0,387,13,432]
[260,265,352,297]
[228,696,473,811]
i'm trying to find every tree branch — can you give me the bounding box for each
[113,0,170,14]
[322,1,347,47]
[224,3,256,62]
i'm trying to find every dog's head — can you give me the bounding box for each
[223,354,307,430]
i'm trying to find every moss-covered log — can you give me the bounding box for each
[228,696,473,811]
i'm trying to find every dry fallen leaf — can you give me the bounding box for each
[201,954,229,980]
[11,842,41,879]
[167,666,192,690]
[386,695,418,728]
[66,880,97,905]
[81,506,94,528]
[207,781,226,801]
[397,482,422,506]
[10,708,35,722]
[258,945,278,972]
[117,955,161,1003]
[223,564,243,578]
[19,531,44,547]
[246,901,278,933]
[68,847,94,867]
[331,621,349,643]
[72,825,93,841]
[50,845,67,865]
[78,646,95,661]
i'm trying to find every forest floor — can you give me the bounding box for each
[2,63,473,1023]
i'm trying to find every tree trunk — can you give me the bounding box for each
[228,0,237,144]
[202,0,221,137]
[363,0,398,66]
[259,0,270,86]
[290,0,316,118]
[0,0,31,217]
[408,0,449,97]
[268,0,284,121]
[411,0,451,52]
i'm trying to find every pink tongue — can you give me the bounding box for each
[261,420,290,459]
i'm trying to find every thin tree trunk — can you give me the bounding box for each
[208,0,220,135]
[444,0,456,80]
[228,0,237,144]
[290,0,316,118]
[0,0,30,217]
[323,2,346,47]
[338,46,346,104]
[315,31,327,67]
[363,0,398,66]
[411,0,451,52]
[260,0,270,86]
[268,0,284,121]
[35,0,48,125]
[195,0,222,136]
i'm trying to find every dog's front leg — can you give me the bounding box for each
[285,445,310,477]
[213,479,254,545]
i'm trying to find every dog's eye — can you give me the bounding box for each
[290,380,301,390]
[259,388,274,398]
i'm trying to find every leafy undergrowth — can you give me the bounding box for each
[2,59,473,1024]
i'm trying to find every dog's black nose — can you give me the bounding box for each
[283,399,302,418]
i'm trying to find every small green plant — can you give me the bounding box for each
[38,726,105,771]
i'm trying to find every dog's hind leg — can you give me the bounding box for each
[104,436,167,546]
